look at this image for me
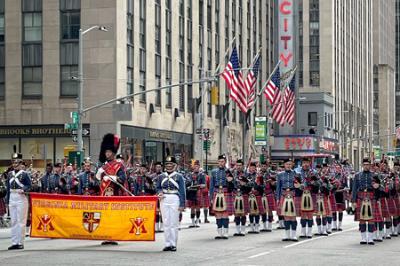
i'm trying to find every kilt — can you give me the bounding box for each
[278,191,301,217]
[374,200,384,222]
[186,189,208,208]
[335,191,346,212]
[265,193,276,212]
[202,189,210,208]
[314,194,332,217]
[329,194,337,213]
[354,192,379,222]
[212,188,234,216]
[380,198,391,219]
[387,198,398,217]
[255,195,266,214]
[0,198,6,216]
[300,191,316,215]
[233,193,250,215]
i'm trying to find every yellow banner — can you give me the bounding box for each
[30,193,157,241]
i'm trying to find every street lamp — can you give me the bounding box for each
[77,25,108,154]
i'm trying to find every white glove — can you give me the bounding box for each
[105,175,117,182]
[96,168,105,181]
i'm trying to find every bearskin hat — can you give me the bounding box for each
[99,133,120,163]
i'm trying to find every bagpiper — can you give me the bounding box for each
[247,162,264,234]
[78,159,99,195]
[40,163,58,193]
[352,158,377,245]
[332,163,348,231]
[315,163,333,236]
[6,152,31,250]
[134,164,157,196]
[185,160,206,228]
[152,162,164,232]
[260,160,276,232]
[156,156,186,252]
[371,174,384,242]
[95,133,127,245]
[276,159,299,241]
[233,159,250,236]
[210,155,235,239]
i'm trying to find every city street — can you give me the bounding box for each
[0,212,398,266]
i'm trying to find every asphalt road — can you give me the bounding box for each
[0,213,398,266]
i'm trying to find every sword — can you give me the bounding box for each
[103,174,135,196]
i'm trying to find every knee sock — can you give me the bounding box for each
[359,223,366,232]
[284,220,291,231]
[393,218,399,227]
[223,218,229,228]
[255,215,260,224]
[156,214,160,223]
[190,213,195,219]
[216,219,222,228]
[332,212,337,222]
[322,217,327,226]
[234,216,240,226]
[307,219,313,227]
[316,217,322,226]
[241,216,246,226]
[196,210,201,219]
[300,218,307,228]
[292,220,298,230]
[338,212,343,222]
[268,215,273,223]
[261,214,267,223]
[204,209,208,220]
[327,216,332,224]
[179,213,182,222]
[368,223,374,233]
[249,215,255,223]
[378,222,384,231]
[385,221,392,230]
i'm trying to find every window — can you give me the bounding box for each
[22,44,42,98]
[139,0,146,103]
[166,58,172,108]
[165,0,172,108]
[23,13,42,42]
[127,0,134,97]
[179,63,184,111]
[207,88,212,117]
[60,11,80,40]
[155,54,161,106]
[187,65,193,112]
[60,43,78,96]
[308,112,318,126]
[0,0,4,99]
[0,13,4,42]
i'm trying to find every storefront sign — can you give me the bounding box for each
[273,136,317,151]
[279,0,294,72]
[0,125,90,138]
[319,138,339,154]
[255,117,268,146]
[148,131,172,140]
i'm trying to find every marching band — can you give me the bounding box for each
[1,134,400,251]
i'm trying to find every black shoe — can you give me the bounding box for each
[238,233,245,236]
[215,236,222,239]
[248,231,257,234]
[391,234,398,237]
[375,239,383,242]
[307,236,312,239]
[170,246,177,251]
[282,238,290,242]
[101,241,118,245]
[189,225,196,228]
[277,226,285,230]
[385,236,391,240]
[163,246,172,251]
[327,231,332,235]
[299,235,307,239]
[233,233,240,236]
[321,233,329,236]
[368,242,375,245]
[291,238,299,242]
[195,225,200,228]
[337,228,343,231]
[204,219,210,223]
[8,245,22,250]
[332,228,338,231]
[360,241,367,245]
[260,229,268,232]
[314,233,322,236]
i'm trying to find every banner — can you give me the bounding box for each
[255,117,268,146]
[30,193,157,241]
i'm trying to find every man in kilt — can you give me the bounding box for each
[276,159,300,241]
[247,162,264,234]
[352,158,378,245]
[377,162,394,239]
[233,159,251,236]
[260,160,276,232]
[210,155,235,239]
[296,157,318,238]
[332,164,348,231]
[372,175,384,242]
[393,162,400,235]
[316,165,334,236]
[185,160,206,228]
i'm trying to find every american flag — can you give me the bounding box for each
[271,88,285,126]
[222,46,248,113]
[245,54,261,109]
[284,75,296,126]
[264,68,280,105]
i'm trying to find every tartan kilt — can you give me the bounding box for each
[354,192,378,222]
[233,194,250,215]
[212,188,234,216]
[329,194,337,213]
[314,194,332,217]
[335,190,346,212]
[0,198,6,216]
[300,192,316,215]
[374,200,384,222]
[186,189,208,208]
[387,198,398,217]
[278,191,301,217]
[265,193,276,212]
[380,198,391,219]
[202,189,210,208]
[255,195,266,214]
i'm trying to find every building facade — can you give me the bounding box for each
[294,0,375,168]
[0,0,275,168]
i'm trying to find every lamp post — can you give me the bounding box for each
[77,26,108,153]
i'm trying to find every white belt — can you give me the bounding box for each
[163,189,179,194]
[10,189,24,193]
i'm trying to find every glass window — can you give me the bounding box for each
[0,138,19,162]
[139,71,146,103]
[60,11,80,40]
[23,44,42,66]
[127,67,133,95]
[23,67,42,98]
[179,63,185,111]
[60,0,80,11]
[60,42,78,65]
[0,67,4,99]
[0,14,4,43]
[60,65,78,96]
[23,13,42,42]
[308,112,318,126]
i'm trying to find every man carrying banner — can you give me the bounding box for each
[96,133,127,245]
[6,152,31,250]
[157,156,186,252]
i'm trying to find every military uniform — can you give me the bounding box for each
[78,170,99,195]
[233,164,251,236]
[332,166,348,231]
[157,156,186,252]
[275,160,299,241]
[6,154,31,250]
[40,170,60,194]
[352,158,377,245]
[185,163,206,228]
[260,167,277,232]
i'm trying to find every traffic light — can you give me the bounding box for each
[211,86,219,105]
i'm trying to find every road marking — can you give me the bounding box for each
[283,226,358,249]
[248,250,275,259]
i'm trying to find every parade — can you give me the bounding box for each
[2,134,400,253]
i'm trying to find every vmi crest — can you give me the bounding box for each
[82,212,101,233]
[37,214,55,232]
[129,217,147,235]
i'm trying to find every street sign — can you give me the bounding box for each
[255,117,268,146]
[71,130,77,135]
[71,111,79,124]
[203,140,211,151]
[82,128,90,136]
[72,136,77,142]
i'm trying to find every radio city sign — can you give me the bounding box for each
[279,0,294,73]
